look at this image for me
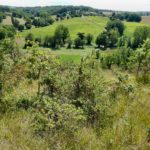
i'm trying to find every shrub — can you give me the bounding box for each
[18,25,24,31]
[67,38,72,49]
[0,27,6,40]
[25,23,32,29]
[96,31,108,49]
[34,98,86,135]
[0,25,16,40]
[25,33,34,41]
[74,37,84,49]
[16,98,33,110]
[126,13,142,22]
[54,25,70,47]
[35,37,42,46]
[86,33,93,45]
[132,26,150,49]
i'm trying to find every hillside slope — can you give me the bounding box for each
[20,16,147,39]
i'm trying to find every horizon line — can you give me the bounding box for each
[0,4,150,12]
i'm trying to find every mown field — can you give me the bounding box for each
[2,15,25,25]
[20,16,147,40]
[142,16,150,24]
[2,16,12,25]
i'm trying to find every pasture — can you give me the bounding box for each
[20,16,147,39]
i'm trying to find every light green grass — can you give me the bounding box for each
[47,47,93,63]
[59,54,81,63]
[47,47,118,63]
[124,21,147,36]
[20,16,108,39]
[50,47,92,56]
[20,16,147,39]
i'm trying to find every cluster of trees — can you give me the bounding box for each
[0,5,106,31]
[11,14,54,31]
[24,25,69,48]
[43,25,69,48]
[96,19,124,49]
[11,16,20,29]
[22,15,150,57]
[96,19,150,50]
[40,20,124,50]
[24,18,150,51]
[132,26,150,48]
[74,33,93,49]
[0,25,16,40]
[55,9,102,20]
[100,39,150,83]
[55,10,83,21]
[32,15,54,27]
[24,25,94,49]
[12,11,23,18]
[111,12,142,22]
[11,16,30,31]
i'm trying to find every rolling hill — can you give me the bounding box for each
[20,16,147,39]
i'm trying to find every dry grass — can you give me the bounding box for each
[2,16,25,25]
[142,16,150,24]
[2,16,12,25]
[0,111,48,150]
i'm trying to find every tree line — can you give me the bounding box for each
[111,12,142,22]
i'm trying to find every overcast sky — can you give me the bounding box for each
[1,0,150,11]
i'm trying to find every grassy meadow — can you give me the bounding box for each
[20,16,147,40]
[50,47,93,62]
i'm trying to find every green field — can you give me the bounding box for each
[20,16,147,39]
[41,47,92,63]
[41,47,118,63]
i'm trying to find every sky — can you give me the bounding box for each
[0,0,150,11]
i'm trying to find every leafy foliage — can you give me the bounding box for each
[111,12,142,22]
[34,98,85,135]
[132,26,150,49]
[106,19,125,36]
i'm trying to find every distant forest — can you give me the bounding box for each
[0,5,149,31]
[0,5,150,18]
